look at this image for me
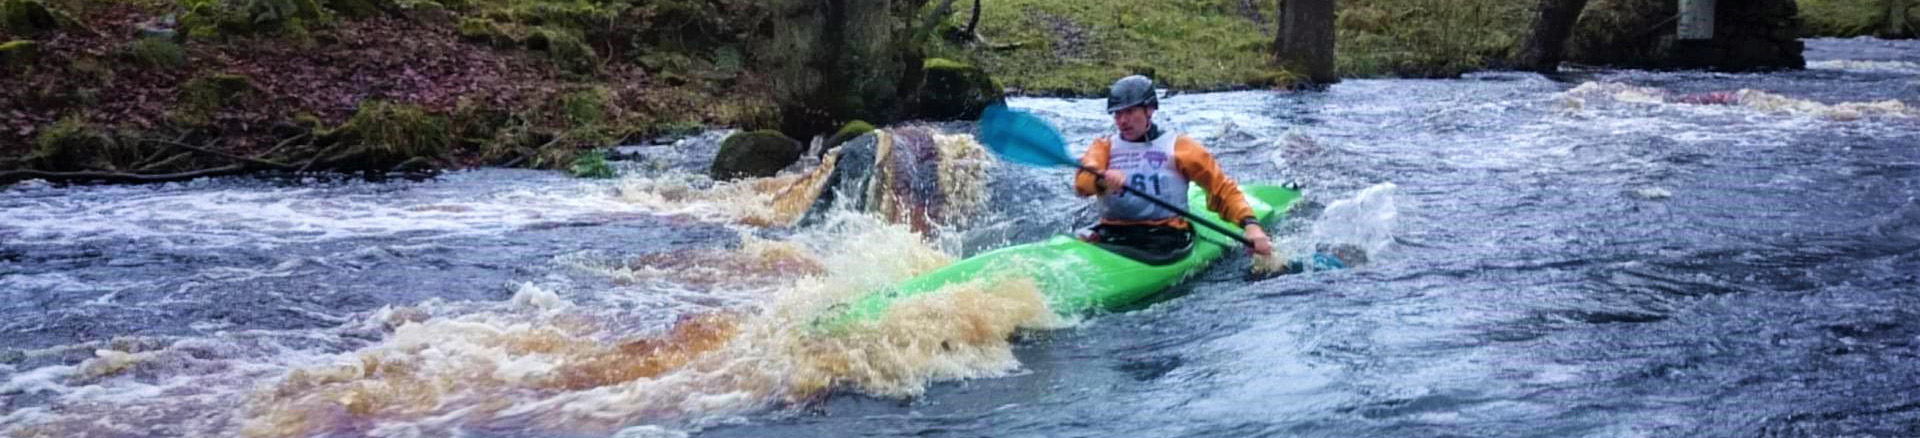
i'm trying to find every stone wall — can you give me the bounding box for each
[1568,0,1804,70]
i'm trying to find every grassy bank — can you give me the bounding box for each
[1799,0,1915,37]
[924,0,1531,96]
[1335,0,1531,78]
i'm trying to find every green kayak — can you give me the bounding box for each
[826,183,1301,326]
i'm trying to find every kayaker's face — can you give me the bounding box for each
[1112,106,1154,141]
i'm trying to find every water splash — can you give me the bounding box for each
[1256,182,1399,274]
[2,142,1028,437]
[231,212,1056,436]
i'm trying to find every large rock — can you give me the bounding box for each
[749,0,931,141]
[1568,0,1803,70]
[787,126,990,233]
[1,0,59,34]
[914,58,1002,121]
[710,130,802,180]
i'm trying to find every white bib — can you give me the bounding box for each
[1100,134,1189,221]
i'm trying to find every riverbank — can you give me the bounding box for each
[5,0,1903,183]
[1,0,772,182]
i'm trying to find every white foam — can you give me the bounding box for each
[613,425,693,438]
[1,364,77,394]
[0,176,658,251]
[509,283,574,311]
[1631,187,1674,200]
[1807,59,1920,74]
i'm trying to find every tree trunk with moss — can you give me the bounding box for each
[1516,0,1590,73]
[1888,0,1913,38]
[752,0,931,142]
[1273,0,1335,84]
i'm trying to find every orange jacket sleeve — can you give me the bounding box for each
[1072,138,1113,197]
[1173,136,1256,226]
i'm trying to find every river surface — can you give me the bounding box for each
[3,37,1918,437]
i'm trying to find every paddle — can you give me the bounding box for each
[976,104,1257,248]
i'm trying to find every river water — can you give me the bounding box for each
[3,37,1917,437]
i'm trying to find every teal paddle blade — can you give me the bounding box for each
[978,104,1076,168]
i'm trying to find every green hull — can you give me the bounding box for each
[830,184,1302,325]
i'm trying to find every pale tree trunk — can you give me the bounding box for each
[1514,0,1591,73]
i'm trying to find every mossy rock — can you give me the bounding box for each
[174,73,257,125]
[456,17,514,47]
[525,27,595,75]
[180,0,329,37]
[915,58,1003,121]
[559,87,610,125]
[28,117,143,172]
[1,0,59,34]
[710,130,801,180]
[322,0,380,18]
[117,37,187,69]
[0,40,37,70]
[822,120,874,153]
[335,101,449,169]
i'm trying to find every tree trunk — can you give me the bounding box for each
[1887,0,1913,38]
[1515,0,1591,73]
[1273,0,1336,84]
[964,0,982,38]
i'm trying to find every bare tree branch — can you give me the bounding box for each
[1,165,249,185]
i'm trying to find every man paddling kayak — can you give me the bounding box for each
[1075,75,1274,262]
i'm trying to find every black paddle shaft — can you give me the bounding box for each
[1080,165,1257,247]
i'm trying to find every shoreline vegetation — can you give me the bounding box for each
[0,0,1906,184]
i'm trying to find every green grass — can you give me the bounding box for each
[926,0,1288,95]
[1334,0,1530,78]
[926,0,1531,95]
[1798,0,1897,37]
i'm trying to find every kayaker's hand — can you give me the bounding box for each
[1099,170,1126,195]
[1243,224,1273,256]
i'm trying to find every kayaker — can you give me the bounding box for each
[1075,75,1274,261]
